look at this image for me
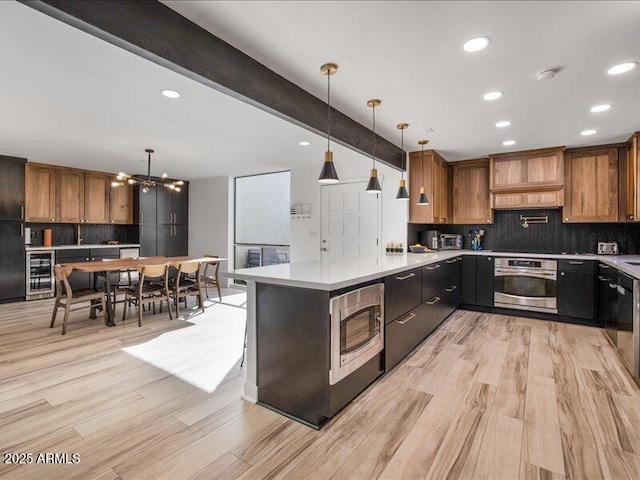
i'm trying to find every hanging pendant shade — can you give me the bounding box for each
[416,139,430,205]
[318,151,339,184]
[396,179,410,199]
[417,186,430,205]
[318,63,340,184]
[396,123,410,200]
[366,99,382,193]
[366,168,382,192]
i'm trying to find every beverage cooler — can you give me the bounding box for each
[25,250,55,300]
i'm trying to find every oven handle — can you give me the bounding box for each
[398,313,416,324]
[495,268,557,279]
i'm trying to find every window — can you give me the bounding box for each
[234,171,290,279]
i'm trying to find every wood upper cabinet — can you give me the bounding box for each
[490,147,565,209]
[56,170,85,223]
[25,164,56,222]
[452,159,493,224]
[564,146,618,223]
[409,149,449,224]
[621,133,639,221]
[84,173,109,224]
[109,180,133,224]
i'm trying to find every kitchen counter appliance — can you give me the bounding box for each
[329,283,384,385]
[598,242,619,255]
[494,258,558,313]
[440,234,463,250]
[421,230,442,250]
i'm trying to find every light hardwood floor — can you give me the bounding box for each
[1,297,640,479]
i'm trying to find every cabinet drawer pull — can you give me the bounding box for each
[20,205,24,220]
[398,313,416,325]
[395,273,416,280]
[598,276,611,281]
[599,264,609,269]
[445,285,457,292]
[569,261,584,265]
[445,259,457,264]
[426,264,441,270]
[426,296,441,305]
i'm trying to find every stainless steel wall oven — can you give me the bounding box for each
[329,283,384,385]
[494,258,558,313]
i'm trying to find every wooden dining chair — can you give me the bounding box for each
[200,255,222,301]
[50,265,107,335]
[170,260,205,317]
[122,263,172,327]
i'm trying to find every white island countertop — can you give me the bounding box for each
[224,250,640,291]
[26,243,141,251]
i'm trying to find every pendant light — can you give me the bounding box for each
[395,123,410,199]
[318,63,339,184]
[417,140,430,205]
[112,149,184,193]
[365,99,382,193]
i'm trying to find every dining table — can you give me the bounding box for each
[59,256,227,326]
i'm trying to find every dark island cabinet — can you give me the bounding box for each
[558,259,596,320]
[476,256,495,307]
[384,267,421,324]
[422,261,444,302]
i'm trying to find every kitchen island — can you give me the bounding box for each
[225,250,640,427]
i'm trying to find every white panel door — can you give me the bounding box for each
[321,181,380,260]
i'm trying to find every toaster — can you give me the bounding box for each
[597,242,619,255]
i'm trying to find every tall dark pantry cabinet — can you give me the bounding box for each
[0,155,26,301]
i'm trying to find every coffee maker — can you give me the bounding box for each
[421,230,442,250]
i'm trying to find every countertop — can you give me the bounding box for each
[26,243,141,251]
[223,250,640,291]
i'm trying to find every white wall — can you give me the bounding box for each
[188,176,233,277]
[290,149,408,263]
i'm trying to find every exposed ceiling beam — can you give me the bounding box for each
[20,0,404,170]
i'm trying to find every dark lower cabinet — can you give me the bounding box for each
[55,249,92,291]
[422,261,444,302]
[476,256,494,307]
[385,267,421,323]
[385,305,426,371]
[558,260,596,320]
[462,256,477,304]
[442,257,462,310]
[157,225,188,257]
[0,222,26,301]
[598,263,614,332]
[139,224,157,257]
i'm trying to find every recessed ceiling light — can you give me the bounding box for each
[495,120,512,128]
[483,91,503,101]
[581,129,597,136]
[299,141,311,146]
[161,89,180,98]
[502,140,516,146]
[607,62,638,75]
[463,36,491,52]
[590,104,611,113]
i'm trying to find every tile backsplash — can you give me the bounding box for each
[27,223,137,246]
[408,209,640,254]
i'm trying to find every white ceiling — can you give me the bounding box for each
[166,0,640,161]
[3,2,639,179]
[0,2,342,180]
